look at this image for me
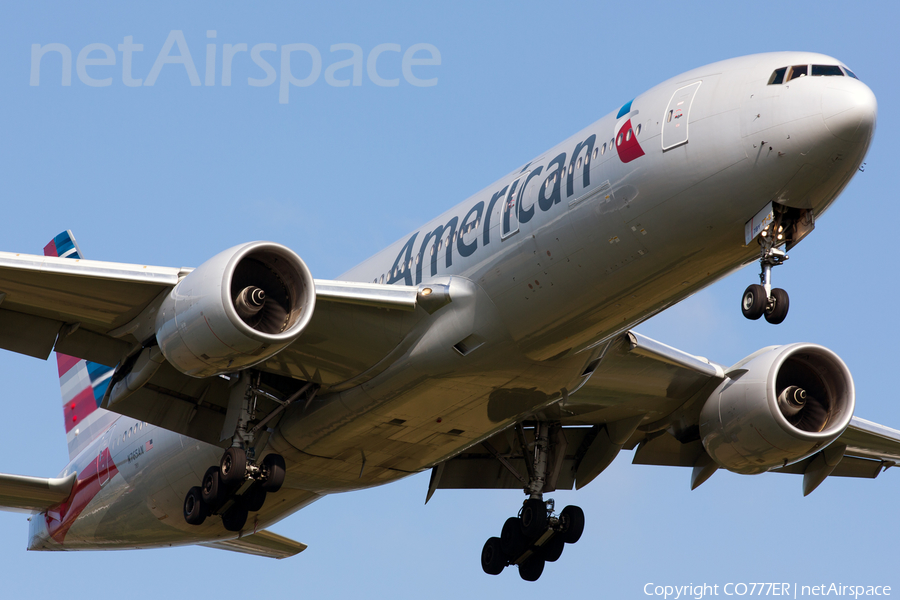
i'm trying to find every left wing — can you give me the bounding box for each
[428,331,900,498]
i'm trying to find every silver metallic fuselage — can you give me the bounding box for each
[29,51,876,551]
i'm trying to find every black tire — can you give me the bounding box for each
[242,482,267,512]
[222,503,248,532]
[741,284,767,320]
[481,537,506,575]
[183,486,206,526]
[261,454,286,493]
[518,553,545,582]
[520,498,548,539]
[500,517,527,559]
[540,534,565,562]
[220,447,247,487]
[201,466,222,507]
[764,288,790,324]
[560,505,585,544]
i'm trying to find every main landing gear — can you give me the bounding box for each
[183,448,286,531]
[183,371,302,531]
[480,423,585,582]
[481,499,585,581]
[742,231,790,324]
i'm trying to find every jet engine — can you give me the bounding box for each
[155,241,315,378]
[699,343,854,474]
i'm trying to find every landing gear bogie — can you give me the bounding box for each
[482,502,585,580]
[183,449,286,530]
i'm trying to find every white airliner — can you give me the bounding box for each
[0,51,892,581]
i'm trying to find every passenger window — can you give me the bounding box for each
[592,147,598,159]
[635,124,642,136]
[576,157,582,169]
[616,133,623,146]
[768,67,787,85]
[787,65,808,81]
[625,130,632,142]
[601,143,606,155]
[811,65,844,77]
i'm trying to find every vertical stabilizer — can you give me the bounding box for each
[45,231,117,460]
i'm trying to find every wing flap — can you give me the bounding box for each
[0,309,62,359]
[200,529,307,559]
[0,472,76,513]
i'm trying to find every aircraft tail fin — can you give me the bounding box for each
[45,231,117,460]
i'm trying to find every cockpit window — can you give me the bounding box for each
[768,67,787,85]
[787,65,808,81]
[770,64,856,85]
[811,64,844,77]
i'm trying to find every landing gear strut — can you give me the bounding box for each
[742,228,790,324]
[480,423,585,581]
[183,371,305,531]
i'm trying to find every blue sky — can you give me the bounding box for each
[1,1,899,598]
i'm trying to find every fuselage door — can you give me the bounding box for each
[97,430,111,487]
[662,81,702,151]
[501,171,529,240]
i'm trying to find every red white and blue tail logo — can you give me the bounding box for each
[45,231,116,460]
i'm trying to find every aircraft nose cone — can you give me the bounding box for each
[822,82,877,143]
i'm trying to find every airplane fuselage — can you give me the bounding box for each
[28,51,876,551]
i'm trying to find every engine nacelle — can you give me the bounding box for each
[155,241,315,378]
[699,343,854,474]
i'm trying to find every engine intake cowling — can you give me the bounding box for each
[155,241,315,377]
[699,343,854,474]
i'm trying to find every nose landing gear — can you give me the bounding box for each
[742,234,790,324]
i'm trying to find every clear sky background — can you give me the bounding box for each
[0,1,898,598]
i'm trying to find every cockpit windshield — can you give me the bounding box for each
[768,64,858,85]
